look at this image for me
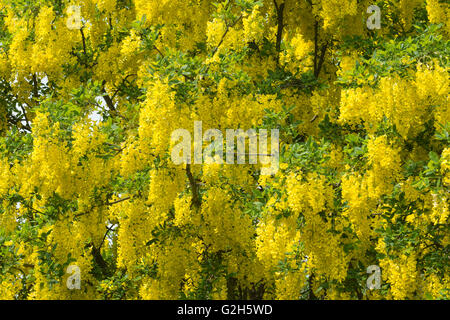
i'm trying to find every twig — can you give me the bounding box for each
[211,15,243,56]
[80,28,87,56]
[106,197,131,206]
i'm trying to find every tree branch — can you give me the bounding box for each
[106,197,131,206]
[315,41,328,78]
[186,164,201,209]
[74,196,131,218]
[211,15,243,56]
[80,28,87,56]
[102,90,116,112]
[274,0,285,64]
[313,21,328,78]
[99,224,117,250]
[90,242,112,277]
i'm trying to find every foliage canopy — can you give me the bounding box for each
[0,0,449,300]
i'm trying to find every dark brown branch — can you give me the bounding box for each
[313,20,328,78]
[74,196,131,218]
[211,15,243,56]
[32,74,39,100]
[102,91,116,112]
[8,108,32,132]
[186,164,201,209]
[91,242,111,277]
[153,45,164,57]
[80,28,87,56]
[101,81,129,120]
[111,74,137,100]
[20,201,43,215]
[315,41,328,78]
[106,197,131,206]
[274,0,285,63]
[18,104,31,130]
[98,224,117,250]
